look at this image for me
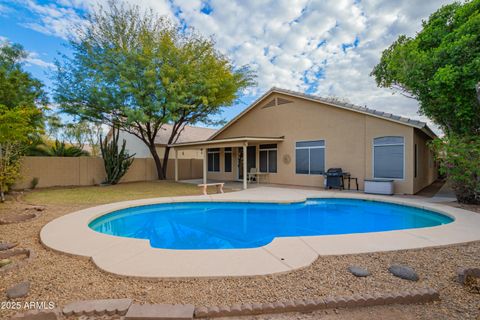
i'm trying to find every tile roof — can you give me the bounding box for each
[155,124,217,145]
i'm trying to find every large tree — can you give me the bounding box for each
[371,0,480,136]
[0,41,46,200]
[63,120,103,156]
[0,42,47,128]
[54,1,254,179]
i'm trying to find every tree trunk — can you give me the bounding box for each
[148,145,166,180]
[161,145,171,179]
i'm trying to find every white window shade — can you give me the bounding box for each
[373,137,404,179]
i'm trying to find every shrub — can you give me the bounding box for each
[30,177,39,189]
[49,140,90,157]
[431,135,480,204]
[26,139,90,157]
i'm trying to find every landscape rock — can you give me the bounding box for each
[6,281,31,299]
[348,266,371,277]
[457,267,480,284]
[388,265,419,281]
[0,258,12,268]
[0,242,17,251]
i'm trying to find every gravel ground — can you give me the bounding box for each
[0,197,479,319]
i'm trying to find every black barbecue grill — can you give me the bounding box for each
[325,168,344,190]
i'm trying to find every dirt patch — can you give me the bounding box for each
[0,212,38,225]
[0,201,44,225]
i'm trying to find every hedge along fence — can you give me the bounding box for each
[13,156,204,189]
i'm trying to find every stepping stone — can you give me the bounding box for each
[0,242,17,251]
[348,265,371,277]
[6,281,30,299]
[125,303,195,320]
[63,298,133,316]
[388,265,419,281]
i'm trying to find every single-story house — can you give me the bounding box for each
[117,124,217,159]
[170,88,438,194]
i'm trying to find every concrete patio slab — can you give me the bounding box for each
[40,187,480,278]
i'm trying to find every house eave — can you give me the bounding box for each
[169,136,285,149]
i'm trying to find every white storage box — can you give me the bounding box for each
[364,179,394,195]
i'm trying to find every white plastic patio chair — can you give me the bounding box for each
[248,168,257,183]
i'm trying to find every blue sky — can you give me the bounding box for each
[0,0,454,132]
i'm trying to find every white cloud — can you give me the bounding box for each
[18,0,87,40]
[15,0,456,133]
[24,51,55,69]
[18,0,175,40]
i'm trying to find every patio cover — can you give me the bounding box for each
[169,136,284,189]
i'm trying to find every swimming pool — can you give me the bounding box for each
[89,199,453,250]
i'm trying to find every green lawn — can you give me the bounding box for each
[23,181,221,206]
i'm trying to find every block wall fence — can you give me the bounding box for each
[14,157,203,189]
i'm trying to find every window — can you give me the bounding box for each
[259,144,277,173]
[207,148,220,172]
[224,148,232,172]
[373,136,404,179]
[295,140,325,175]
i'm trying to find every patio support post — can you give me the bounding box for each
[174,148,178,182]
[243,143,247,190]
[202,148,207,184]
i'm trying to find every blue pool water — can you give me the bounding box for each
[89,199,453,250]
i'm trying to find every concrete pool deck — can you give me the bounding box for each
[40,187,480,279]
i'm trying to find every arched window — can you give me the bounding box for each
[373,136,404,179]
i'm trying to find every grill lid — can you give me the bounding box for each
[325,168,343,176]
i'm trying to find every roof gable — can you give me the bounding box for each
[210,87,436,140]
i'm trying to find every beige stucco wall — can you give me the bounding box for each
[14,157,202,189]
[412,129,438,193]
[206,93,433,194]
